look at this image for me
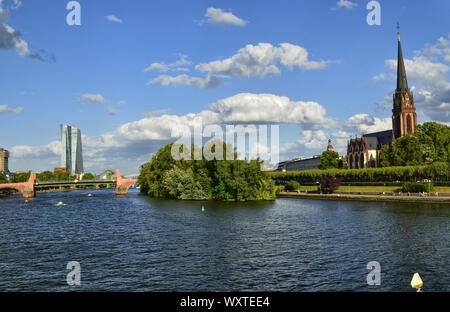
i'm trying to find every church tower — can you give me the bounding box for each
[392,30,417,139]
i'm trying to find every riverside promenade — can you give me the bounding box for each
[278,192,450,204]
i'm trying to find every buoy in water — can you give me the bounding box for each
[202,205,205,212]
[56,201,65,207]
[410,272,423,292]
[88,194,93,197]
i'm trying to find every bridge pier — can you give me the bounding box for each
[115,170,138,196]
[0,172,36,198]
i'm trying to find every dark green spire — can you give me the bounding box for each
[396,34,409,92]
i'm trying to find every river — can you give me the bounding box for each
[0,189,448,291]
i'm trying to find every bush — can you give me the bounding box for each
[285,180,300,192]
[402,182,434,193]
[320,177,341,194]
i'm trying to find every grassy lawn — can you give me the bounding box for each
[290,185,450,194]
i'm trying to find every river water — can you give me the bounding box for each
[0,189,448,291]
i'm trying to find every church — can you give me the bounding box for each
[347,31,418,169]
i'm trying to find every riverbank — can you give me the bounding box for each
[278,191,450,204]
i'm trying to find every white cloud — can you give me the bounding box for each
[105,15,123,23]
[346,114,392,135]
[0,104,22,113]
[204,7,247,27]
[209,93,329,126]
[148,74,220,89]
[79,93,105,104]
[10,140,60,158]
[145,54,191,73]
[143,109,169,117]
[373,34,450,122]
[335,0,358,9]
[107,106,120,115]
[195,42,332,79]
[10,93,333,173]
[0,1,54,61]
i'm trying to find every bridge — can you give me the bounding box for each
[0,170,138,198]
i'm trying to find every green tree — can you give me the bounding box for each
[54,170,72,181]
[319,150,340,169]
[0,173,8,184]
[285,180,300,192]
[82,173,95,180]
[37,171,54,182]
[390,135,423,166]
[12,171,31,183]
[379,145,391,167]
[417,122,450,163]
[138,141,276,201]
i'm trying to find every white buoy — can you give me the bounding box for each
[56,201,66,207]
[88,194,93,197]
[410,272,423,292]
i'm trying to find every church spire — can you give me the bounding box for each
[396,25,409,92]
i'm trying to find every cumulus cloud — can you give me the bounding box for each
[0,1,54,61]
[145,54,191,73]
[195,42,333,79]
[204,7,247,27]
[345,114,392,135]
[105,15,123,23]
[10,93,333,173]
[143,109,169,117]
[79,93,105,104]
[334,0,358,9]
[209,93,329,126]
[10,140,60,158]
[148,74,220,89]
[146,43,334,89]
[373,34,450,122]
[0,104,22,113]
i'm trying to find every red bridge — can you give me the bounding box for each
[0,170,138,198]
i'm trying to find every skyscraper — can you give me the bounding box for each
[0,148,9,175]
[61,124,84,174]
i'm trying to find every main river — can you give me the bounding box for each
[0,189,448,291]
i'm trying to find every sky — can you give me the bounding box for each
[0,0,449,175]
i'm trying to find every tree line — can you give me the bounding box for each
[138,142,276,201]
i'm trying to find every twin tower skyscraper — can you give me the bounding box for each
[60,124,84,174]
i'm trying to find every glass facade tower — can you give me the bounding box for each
[61,124,84,174]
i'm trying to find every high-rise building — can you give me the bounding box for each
[0,148,10,175]
[61,124,84,174]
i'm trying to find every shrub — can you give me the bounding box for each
[285,180,300,192]
[320,177,341,194]
[402,182,434,193]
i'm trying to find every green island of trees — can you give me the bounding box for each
[138,141,276,201]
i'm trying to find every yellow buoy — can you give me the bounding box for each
[410,272,423,291]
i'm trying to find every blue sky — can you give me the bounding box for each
[1,0,449,174]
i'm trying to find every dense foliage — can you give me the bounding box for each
[379,122,450,167]
[36,170,77,182]
[284,180,300,192]
[138,142,276,201]
[0,173,8,184]
[81,173,95,180]
[269,161,449,183]
[402,182,434,193]
[319,150,345,169]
